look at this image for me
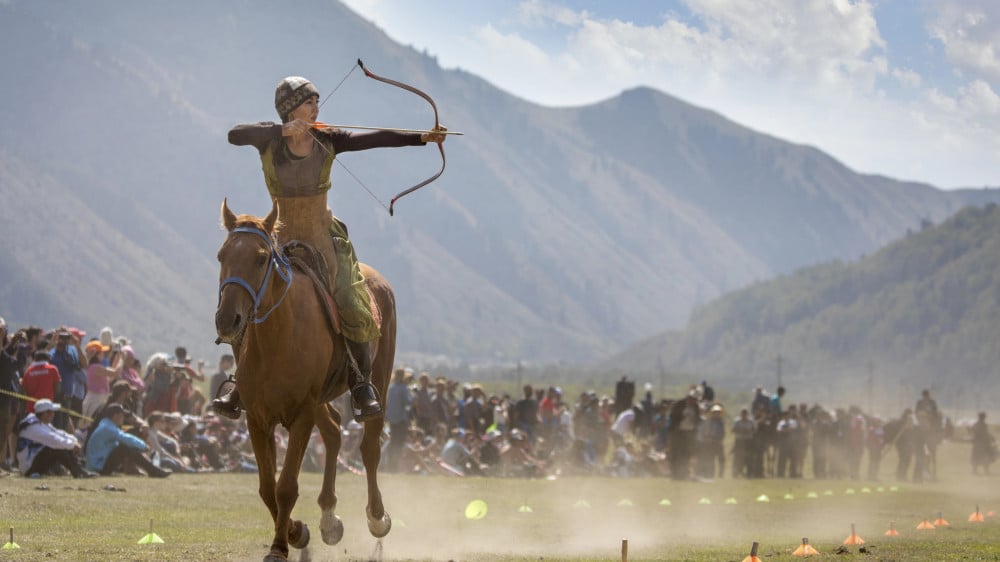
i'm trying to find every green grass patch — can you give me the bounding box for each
[1,441,998,560]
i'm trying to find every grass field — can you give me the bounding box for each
[1,438,998,561]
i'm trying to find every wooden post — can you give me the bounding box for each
[621,538,628,562]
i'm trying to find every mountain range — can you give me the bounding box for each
[1,0,997,367]
[606,204,1000,410]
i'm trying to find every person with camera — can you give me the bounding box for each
[80,340,125,427]
[172,347,204,415]
[48,329,88,432]
[0,317,25,474]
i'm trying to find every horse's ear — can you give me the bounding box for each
[263,199,278,232]
[221,198,237,231]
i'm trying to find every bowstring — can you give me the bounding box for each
[312,61,391,212]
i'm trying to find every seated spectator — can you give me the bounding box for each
[85,403,169,477]
[177,415,226,471]
[145,411,192,473]
[15,399,96,478]
[501,428,545,478]
[440,428,482,476]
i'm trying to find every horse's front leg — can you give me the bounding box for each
[246,418,282,560]
[315,403,344,544]
[361,416,391,537]
[273,412,315,559]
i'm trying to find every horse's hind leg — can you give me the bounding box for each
[315,403,344,545]
[361,416,391,537]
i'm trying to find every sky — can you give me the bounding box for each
[341,0,999,189]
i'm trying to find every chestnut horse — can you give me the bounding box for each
[214,200,396,562]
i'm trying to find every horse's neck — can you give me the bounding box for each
[272,194,332,243]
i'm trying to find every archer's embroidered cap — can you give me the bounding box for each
[275,76,319,123]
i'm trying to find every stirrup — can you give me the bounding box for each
[211,391,243,420]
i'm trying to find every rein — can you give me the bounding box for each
[218,226,293,324]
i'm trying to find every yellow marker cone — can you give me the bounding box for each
[806,491,819,499]
[792,537,820,556]
[518,503,534,513]
[725,497,739,504]
[137,519,165,545]
[823,490,834,496]
[876,486,885,493]
[889,486,899,492]
[573,499,592,509]
[741,541,762,562]
[845,488,856,495]
[756,494,770,503]
[843,523,864,545]
[658,498,672,506]
[617,499,634,507]
[698,497,712,505]
[933,512,949,527]
[916,519,935,530]
[783,492,795,500]
[2,528,20,550]
[464,500,488,520]
[861,487,872,494]
[969,506,985,523]
[884,521,900,536]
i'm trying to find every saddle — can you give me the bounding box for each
[282,240,381,402]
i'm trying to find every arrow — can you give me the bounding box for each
[312,122,464,135]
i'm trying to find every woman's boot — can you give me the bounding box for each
[346,339,382,422]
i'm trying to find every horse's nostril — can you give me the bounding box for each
[232,314,243,329]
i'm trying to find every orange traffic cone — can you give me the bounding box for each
[987,510,996,518]
[969,506,985,523]
[916,519,935,530]
[792,537,820,556]
[843,523,864,545]
[933,512,950,527]
[742,541,762,562]
[884,521,900,536]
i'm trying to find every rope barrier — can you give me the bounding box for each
[0,388,93,422]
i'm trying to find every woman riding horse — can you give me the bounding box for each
[215,76,446,422]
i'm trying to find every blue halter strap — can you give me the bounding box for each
[218,226,293,324]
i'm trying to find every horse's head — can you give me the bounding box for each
[215,198,283,345]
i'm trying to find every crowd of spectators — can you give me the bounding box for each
[0,319,252,479]
[1,317,995,482]
[374,370,996,482]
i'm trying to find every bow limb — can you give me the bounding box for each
[358,58,445,216]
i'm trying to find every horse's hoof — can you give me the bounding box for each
[263,554,287,562]
[366,506,392,538]
[291,523,310,550]
[320,510,344,545]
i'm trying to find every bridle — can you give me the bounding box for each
[218,226,293,324]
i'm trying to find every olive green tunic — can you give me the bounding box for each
[229,122,425,341]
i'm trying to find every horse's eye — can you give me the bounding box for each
[256,254,268,267]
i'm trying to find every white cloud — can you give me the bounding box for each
[892,67,922,88]
[516,0,589,27]
[338,0,999,187]
[929,2,1000,81]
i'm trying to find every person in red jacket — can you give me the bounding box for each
[20,350,61,413]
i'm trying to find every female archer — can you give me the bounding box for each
[213,76,446,422]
